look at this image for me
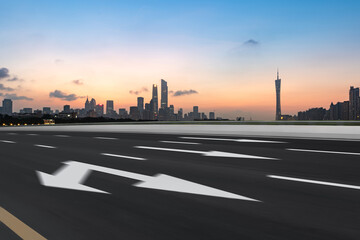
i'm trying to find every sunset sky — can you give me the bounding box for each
[0,0,359,120]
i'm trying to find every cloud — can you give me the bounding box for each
[72,79,84,85]
[243,39,259,46]
[0,68,10,79]
[4,93,33,101]
[0,84,14,91]
[49,90,84,101]
[173,89,198,97]
[129,87,148,95]
[7,76,23,82]
[54,59,64,64]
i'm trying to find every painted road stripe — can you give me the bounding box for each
[135,146,277,159]
[54,135,70,138]
[287,148,360,156]
[160,140,200,145]
[0,140,16,143]
[34,144,57,149]
[101,153,146,161]
[94,137,118,140]
[7,133,18,135]
[27,134,39,136]
[0,207,47,240]
[268,175,360,190]
[180,136,284,143]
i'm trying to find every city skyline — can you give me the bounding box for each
[0,1,360,120]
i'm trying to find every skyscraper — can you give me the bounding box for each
[137,97,144,111]
[2,99,13,115]
[85,97,90,112]
[106,100,114,115]
[63,105,71,113]
[275,69,281,120]
[161,79,168,109]
[95,104,104,116]
[137,97,144,120]
[152,84,158,118]
[90,98,96,111]
[349,86,359,120]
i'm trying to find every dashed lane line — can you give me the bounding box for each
[0,207,47,240]
[101,153,147,160]
[287,148,360,156]
[34,144,57,149]
[180,136,285,143]
[268,175,360,190]
[93,137,118,140]
[53,135,70,138]
[160,140,201,145]
[27,134,39,136]
[7,133,18,135]
[0,140,16,144]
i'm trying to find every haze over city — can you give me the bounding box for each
[1,0,360,120]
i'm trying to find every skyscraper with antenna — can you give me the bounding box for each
[275,69,281,120]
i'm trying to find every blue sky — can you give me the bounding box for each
[0,0,359,119]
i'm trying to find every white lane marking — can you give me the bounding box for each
[27,134,39,136]
[7,133,18,135]
[37,161,258,201]
[93,137,118,140]
[101,153,146,161]
[180,136,284,143]
[134,146,277,160]
[54,135,70,138]
[160,140,200,145]
[268,175,360,190]
[287,148,360,156]
[0,140,16,144]
[34,144,57,149]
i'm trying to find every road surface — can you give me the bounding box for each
[0,130,359,239]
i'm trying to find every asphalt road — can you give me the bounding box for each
[0,130,359,239]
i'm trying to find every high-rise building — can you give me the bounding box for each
[177,108,183,120]
[275,69,281,120]
[119,108,128,119]
[193,106,200,120]
[152,84,158,118]
[129,106,140,120]
[23,108,33,114]
[43,107,51,115]
[137,97,144,120]
[90,98,96,111]
[63,105,71,113]
[85,97,90,112]
[95,104,104,116]
[349,86,359,120]
[106,100,114,115]
[209,112,215,120]
[161,79,168,109]
[2,99,13,116]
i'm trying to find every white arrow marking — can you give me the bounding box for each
[37,161,258,201]
[180,136,285,143]
[135,146,277,160]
